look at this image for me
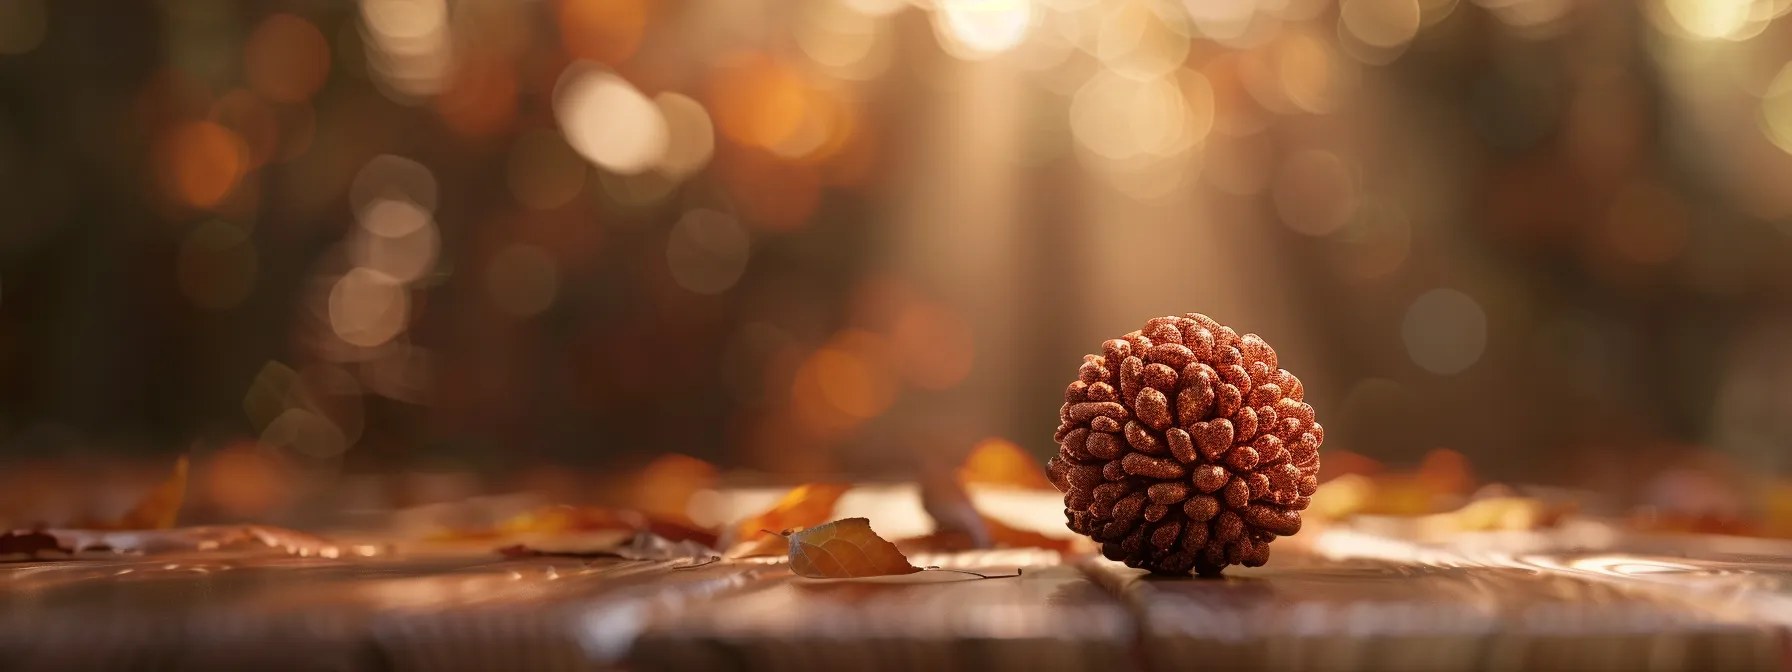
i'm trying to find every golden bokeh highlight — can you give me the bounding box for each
[156,121,249,210]
[709,53,812,152]
[1274,149,1358,236]
[554,65,668,175]
[436,58,519,138]
[243,13,333,103]
[791,330,899,438]
[889,299,976,390]
[653,92,717,179]
[328,267,411,347]
[205,443,294,518]
[932,0,1034,58]
[559,0,649,64]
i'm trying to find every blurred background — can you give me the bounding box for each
[0,0,1788,529]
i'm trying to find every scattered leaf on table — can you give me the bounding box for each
[731,483,849,545]
[112,455,189,530]
[957,438,1055,491]
[472,504,718,549]
[66,456,190,531]
[785,518,921,579]
[0,530,63,558]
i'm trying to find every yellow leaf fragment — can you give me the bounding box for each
[734,483,850,543]
[957,438,1055,491]
[114,455,189,530]
[785,517,921,578]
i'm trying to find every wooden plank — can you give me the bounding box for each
[0,553,778,672]
[1084,548,1782,672]
[626,550,1137,672]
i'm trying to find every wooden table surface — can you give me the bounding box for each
[1,525,1788,672]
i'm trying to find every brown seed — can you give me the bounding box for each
[1234,406,1258,443]
[1298,474,1319,497]
[1181,521,1210,553]
[1275,397,1311,424]
[1310,423,1325,445]
[1144,502,1169,522]
[1067,489,1093,510]
[1199,539,1227,571]
[1079,355,1109,384]
[1144,363,1179,392]
[1240,333,1277,369]
[1102,339,1132,367]
[1242,503,1302,536]
[1102,460,1127,481]
[1276,369,1304,402]
[1067,402,1127,424]
[1245,472,1270,500]
[1118,357,1144,407]
[1092,482,1130,510]
[1092,416,1121,433]
[1253,434,1286,465]
[1062,428,1091,460]
[1120,525,1147,556]
[1135,387,1173,430]
[1288,433,1318,463]
[1243,540,1271,567]
[1124,421,1165,454]
[1068,464,1103,490]
[1223,475,1251,509]
[1166,428,1198,464]
[1194,419,1234,461]
[1144,317,1185,345]
[1213,510,1244,543]
[1150,520,1182,551]
[1086,432,1123,460]
[1183,327,1215,360]
[1247,361,1276,388]
[1269,462,1300,497]
[1248,383,1281,409]
[1112,491,1146,523]
[1293,495,1312,510]
[1054,423,1071,444]
[1101,541,1127,559]
[1225,539,1253,565]
[1066,381,1088,402]
[1184,494,1219,521]
[1123,332,1152,357]
[1256,405,1279,434]
[1227,445,1259,472]
[1148,481,1190,505]
[1086,382,1118,403]
[1192,464,1230,493]
[1159,551,1196,574]
[1219,363,1250,391]
[1122,452,1187,479]
[1147,343,1195,370]
[1177,383,1215,427]
[1215,384,1242,419]
[1274,416,1304,443]
[1216,326,1241,349]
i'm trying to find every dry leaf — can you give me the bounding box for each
[785,518,921,579]
[957,438,1055,491]
[471,504,719,549]
[498,531,715,561]
[112,455,189,530]
[732,483,849,545]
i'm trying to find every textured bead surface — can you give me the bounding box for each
[1047,314,1323,576]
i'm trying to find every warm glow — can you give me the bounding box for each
[1273,149,1358,236]
[436,59,519,137]
[889,300,976,390]
[933,0,1033,57]
[554,65,669,175]
[559,0,649,64]
[328,267,411,347]
[205,443,292,517]
[243,13,332,103]
[157,121,248,209]
[653,92,717,180]
[1339,0,1422,50]
[352,198,441,283]
[351,154,438,214]
[708,53,812,151]
[1401,288,1487,375]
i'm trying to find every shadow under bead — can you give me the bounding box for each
[1045,314,1324,576]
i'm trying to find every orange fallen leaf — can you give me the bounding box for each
[72,456,189,531]
[733,483,849,544]
[785,518,921,578]
[957,438,1054,491]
